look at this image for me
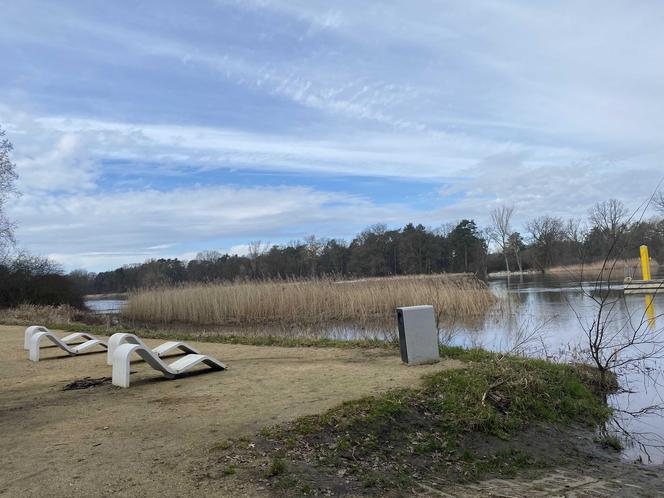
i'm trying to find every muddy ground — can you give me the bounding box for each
[0,325,457,497]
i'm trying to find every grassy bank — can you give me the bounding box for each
[0,314,399,350]
[123,274,496,328]
[216,350,616,495]
[0,304,104,326]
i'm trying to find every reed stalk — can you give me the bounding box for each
[123,274,496,328]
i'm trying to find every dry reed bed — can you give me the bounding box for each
[0,304,103,326]
[546,258,659,279]
[123,275,496,327]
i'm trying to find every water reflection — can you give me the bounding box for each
[646,294,657,328]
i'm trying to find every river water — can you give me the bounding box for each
[467,271,664,464]
[85,299,126,314]
[85,272,664,462]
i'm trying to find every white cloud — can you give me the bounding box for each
[1,108,99,192]
[1,110,584,181]
[227,244,251,256]
[16,134,98,191]
[9,184,415,271]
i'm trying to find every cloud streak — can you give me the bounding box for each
[10,184,418,270]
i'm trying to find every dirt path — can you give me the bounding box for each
[416,465,664,497]
[0,325,459,497]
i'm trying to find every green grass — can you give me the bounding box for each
[5,320,397,350]
[212,440,232,451]
[438,344,502,362]
[266,457,287,477]
[596,433,624,451]
[254,352,614,492]
[424,357,612,435]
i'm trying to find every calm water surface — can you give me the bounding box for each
[85,299,126,314]
[457,271,664,464]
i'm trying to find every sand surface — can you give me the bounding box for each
[0,325,457,497]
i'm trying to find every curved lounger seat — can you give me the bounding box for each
[24,325,98,350]
[106,333,200,365]
[29,331,108,362]
[112,343,225,388]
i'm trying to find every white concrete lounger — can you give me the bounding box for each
[24,325,98,350]
[29,330,108,362]
[106,333,200,366]
[112,343,226,388]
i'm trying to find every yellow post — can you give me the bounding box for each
[640,245,652,281]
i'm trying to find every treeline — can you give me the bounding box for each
[72,203,664,295]
[0,254,84,308]
[76,220,487,293]
[3,199,662,305]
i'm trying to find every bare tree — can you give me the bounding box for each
[247,240,268,278]
[196,250,222,262]
[507,232,524,273]
[526,215,565,271]
[488,206,514,273]
[589,199,628,242]
[564,217,589,262]
[573,259,664,457]
[436,221,457,238]
[0,126,18,260]
[655,190,664,213]
[304,235,324,277]
[571,197,664,458]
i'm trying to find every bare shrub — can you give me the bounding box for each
[0,304,102,325]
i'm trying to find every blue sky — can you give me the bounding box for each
[1,1,663,271]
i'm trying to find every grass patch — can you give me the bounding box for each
[2,319,398,350]
[596,433,624,451]
[266,457,287,477]
[251,353,614,493]
[212,440,232,451]
[438,344,501,362]
[0,304,103,327]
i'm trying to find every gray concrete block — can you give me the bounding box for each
[396,305,440,365]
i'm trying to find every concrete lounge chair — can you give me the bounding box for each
[24,325,98,350]
[106,332,200,366]
[28,330,108,362]
[111,343,226,388]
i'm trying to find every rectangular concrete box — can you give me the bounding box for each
[396,305,440,365]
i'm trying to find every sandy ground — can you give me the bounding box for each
[0,325,458,497]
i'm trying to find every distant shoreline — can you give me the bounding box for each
[84,292,128,300]
[487,270,538,278]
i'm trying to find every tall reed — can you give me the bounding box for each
[123,274,496,328]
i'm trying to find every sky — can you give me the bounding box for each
[1,1,663,272]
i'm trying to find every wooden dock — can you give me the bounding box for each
[623,279,664,294]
